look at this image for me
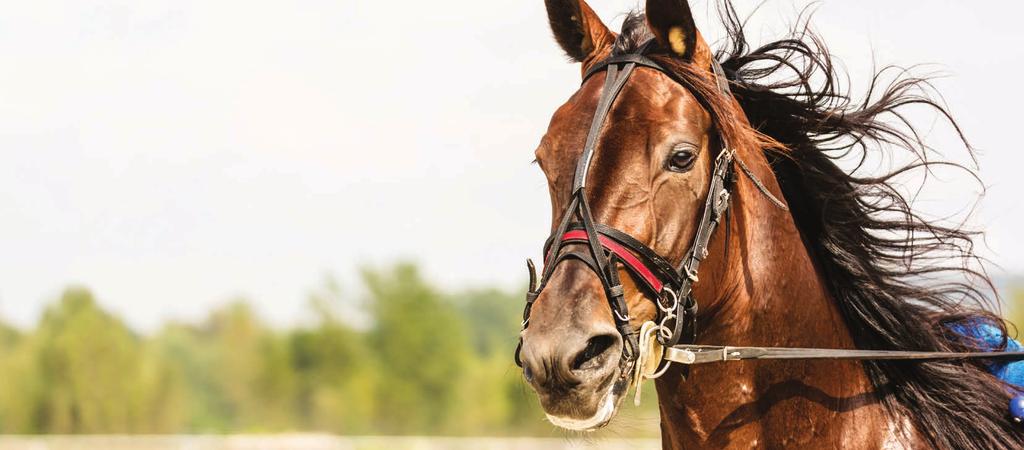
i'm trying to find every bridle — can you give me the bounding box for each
[514,41,1024,405]
[514,42,736,373]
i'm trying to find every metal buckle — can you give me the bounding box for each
[684,268,699,283]
[716,147,735,164]
[658,287,679,313]
[657,288,679,342]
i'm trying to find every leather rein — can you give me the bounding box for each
[515,42,1024,385]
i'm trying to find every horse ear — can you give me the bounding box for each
[645,0,700,62]
[544,0,614,62]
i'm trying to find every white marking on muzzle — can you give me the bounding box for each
[545,384,618,431]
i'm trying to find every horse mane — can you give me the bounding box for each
[614,4,1023,448]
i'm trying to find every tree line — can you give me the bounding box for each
[5,263,1014,435]
[0,263,618,435]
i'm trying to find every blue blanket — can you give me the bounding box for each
[951,323,1024,388]
[949,322,1024,422]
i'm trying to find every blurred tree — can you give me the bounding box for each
[200,302,296,431]
[364,263,470,434]
[29,288,184,433]
[449,287,544,434]
[153,322,232,432]
[0,263,621,436]
[289,279,376,433]
[454,288,522,359]
[0,318,28,432]
[1007,286,1024,339]
[0,320,17,351]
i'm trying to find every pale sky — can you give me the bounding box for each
[2,0,1023,331]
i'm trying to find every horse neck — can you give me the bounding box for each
[703,167,855,350]
[654,153,905,448]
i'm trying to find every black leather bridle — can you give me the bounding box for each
[515,42,736,371]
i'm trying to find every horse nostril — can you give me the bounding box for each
[571,334,616,371]
[523,365,534,383]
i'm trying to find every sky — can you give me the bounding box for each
[1,0,1023,331]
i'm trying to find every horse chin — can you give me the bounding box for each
[544,374,632,432]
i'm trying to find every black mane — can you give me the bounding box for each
[615,4,1023,448]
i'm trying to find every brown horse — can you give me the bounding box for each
[517,1,1023,448]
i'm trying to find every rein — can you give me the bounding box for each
[516,42,1024,398]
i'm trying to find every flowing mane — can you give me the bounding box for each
[611,4,1023,448]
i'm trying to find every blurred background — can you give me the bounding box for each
[1,0,1023,447]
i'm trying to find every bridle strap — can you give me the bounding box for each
[543,223,684,292]
[574,62,637,191]
[710,58,732,96]
[583,54,667,83]
[555,230,671,295]
[664,148,734,346]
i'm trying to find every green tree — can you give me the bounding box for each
[28,288,184,433]
[455,288,522,359]
[0,318,28,432]
[169,302,297,432]
[0,320,17,352]
[0,263,661,437]
[364,263,470,434]
[448,287,544,434]
[1007,286,1024,339]
[286,279,374,433]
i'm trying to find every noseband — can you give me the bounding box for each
[515,43,736,371]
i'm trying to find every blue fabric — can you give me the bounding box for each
[949,323,1024,422]
[949,322,1024,388]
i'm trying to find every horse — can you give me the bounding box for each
[515,1,1024,448]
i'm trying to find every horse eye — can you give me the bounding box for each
[667,149,696,172]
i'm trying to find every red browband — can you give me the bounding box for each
[559,230,665,293]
